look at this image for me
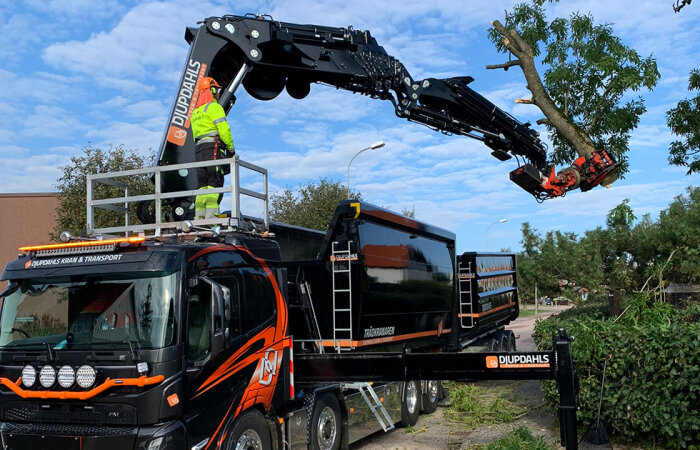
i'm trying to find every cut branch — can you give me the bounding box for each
[486,60,521,70]
[536,118,552,126]
[515,97,533,104]
[489,19,597,158]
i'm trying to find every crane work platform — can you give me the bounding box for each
[86,156,269,237]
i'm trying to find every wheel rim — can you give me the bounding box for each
[427,380,439,403]
[235,429,262,450]
[316,406,337,449]
[406,382,419,414]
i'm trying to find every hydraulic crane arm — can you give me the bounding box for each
[157,14,617,202]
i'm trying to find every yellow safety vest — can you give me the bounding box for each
[190,101,234,150]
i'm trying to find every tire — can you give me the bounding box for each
[399,380,421,427]
[311,393,341,450]
[223,408,271,450]
[136,200,155,224]
[508,332,517,352]
[421,380,442,414]
[500,334,509,353]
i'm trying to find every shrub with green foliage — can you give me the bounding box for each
[469,427,556,450]
[534,296,700,448]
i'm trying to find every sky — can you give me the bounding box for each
[0,0,698,253]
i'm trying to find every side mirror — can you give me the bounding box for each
[198,277,230,355]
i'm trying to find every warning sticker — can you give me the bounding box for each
[486,354,551,369]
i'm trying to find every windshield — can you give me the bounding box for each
[0,272,178,349]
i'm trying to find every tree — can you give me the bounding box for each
[487,0,660,176]
[270,178,360,231]
[666,69,700,174]
[53,145,154,239]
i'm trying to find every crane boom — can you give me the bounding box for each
[155,14,617,213]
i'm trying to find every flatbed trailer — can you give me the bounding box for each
[0,157,578,450]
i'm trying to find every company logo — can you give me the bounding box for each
[363,326,395,338]
[167,393,180,407]
[259,349,278,386]
[167,59,208,145]
[486,354,550,369]
[330,253,358,262]
[24,260,32,269]
[167,125,188,146]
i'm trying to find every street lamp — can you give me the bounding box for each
[485,218,507,251]
[347,141,385,195]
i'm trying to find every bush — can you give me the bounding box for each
[534,296,700,448]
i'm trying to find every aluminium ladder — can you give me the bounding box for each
[458,261,475,328]
[344,382,395,432]
[331,241,354,352]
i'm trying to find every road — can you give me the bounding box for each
[509,306,570,351]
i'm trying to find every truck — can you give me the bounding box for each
[0,14,581,450]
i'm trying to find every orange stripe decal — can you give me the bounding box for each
[458,302,516,318]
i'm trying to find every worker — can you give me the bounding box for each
[190,77,235,219]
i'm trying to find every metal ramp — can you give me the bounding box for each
[344,382,395,432]
[331,241,354,352]
[458,261,475,328]
[85,156,268,236]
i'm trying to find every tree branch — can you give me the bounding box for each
[489,19,597,158]
[515,97,534,104]
[536,118,552,126]
[486,60,521,70]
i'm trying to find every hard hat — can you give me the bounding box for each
[199,77,221,92]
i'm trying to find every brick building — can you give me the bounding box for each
[0,193,60,288]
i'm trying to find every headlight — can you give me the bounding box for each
[58,365,75,389]
[76,365,96,389]
[21,365,36,388]
[39,366,56,388]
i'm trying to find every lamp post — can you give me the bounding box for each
[485,218,507,251]
[347,141,385,195]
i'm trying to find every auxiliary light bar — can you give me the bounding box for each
[19,236,145,253]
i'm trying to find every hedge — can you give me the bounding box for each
[533,297,700,448]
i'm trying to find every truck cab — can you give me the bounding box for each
[0,237,292,450]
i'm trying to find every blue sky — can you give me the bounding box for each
[1,0,698,253]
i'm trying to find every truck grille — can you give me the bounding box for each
[3,403,137,426]
[0,422,136,437]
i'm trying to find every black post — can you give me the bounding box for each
[555,328,578,449]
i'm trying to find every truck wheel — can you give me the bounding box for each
[399,380,421,427]
[311,393,341,450]
[421,380,442,414]
[224,408,271,450]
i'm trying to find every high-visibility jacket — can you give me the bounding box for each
[190,101,234,151]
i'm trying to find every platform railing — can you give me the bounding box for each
[86,156,268,236]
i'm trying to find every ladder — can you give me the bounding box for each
[331,241,354,352]
[344,382,395,432]
[299,281,324,353]
[458,261,475,328]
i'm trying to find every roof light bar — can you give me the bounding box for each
[19,236,145,253]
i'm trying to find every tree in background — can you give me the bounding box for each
[487,0,660,176]
[270,178,415,231]
[270,178,360,231]
[53,145,153,239]
[516,187,700,306]
[666,69,700,174]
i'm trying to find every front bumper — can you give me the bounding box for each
[0,420,185,450]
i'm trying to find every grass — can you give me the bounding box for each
[402,425,428,435]
[445,383,522,429]
[466,427,557,450]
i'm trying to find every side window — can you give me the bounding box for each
[186,282,211,363]
[241,268,276,334]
